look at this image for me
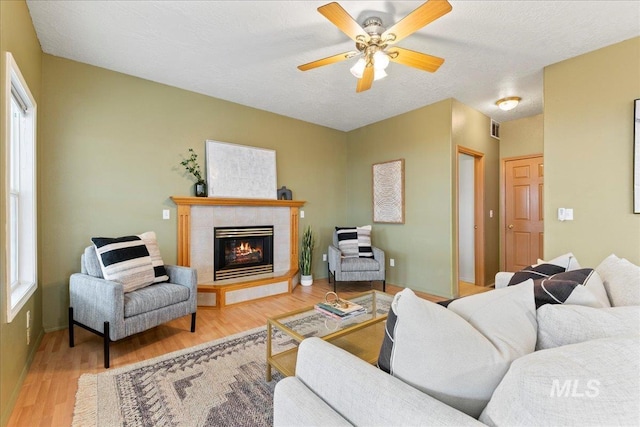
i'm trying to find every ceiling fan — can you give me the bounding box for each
[298,0,452,93]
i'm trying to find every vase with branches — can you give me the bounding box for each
[180,148,207,196]
[300,226,315,286]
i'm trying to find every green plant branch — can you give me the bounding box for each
[180,148,204,184]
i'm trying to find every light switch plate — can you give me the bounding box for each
[163,209,170,220]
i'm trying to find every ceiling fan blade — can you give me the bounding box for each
[356,64,374,93]
[388,47,444,72]
[298,51,358,71]
[318,2,370,43]
[382,0,452,45]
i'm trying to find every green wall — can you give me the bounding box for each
[39,55,348,331]
[452,100,500,287]
[345,100,500,298]
[500,114,544,159]
[545,37,640,266]
[0,1,44,425]
[346,100,454,297]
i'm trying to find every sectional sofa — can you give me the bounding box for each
[273,253,640,426]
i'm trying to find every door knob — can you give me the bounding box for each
[508,224,514,229]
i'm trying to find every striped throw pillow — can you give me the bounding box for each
[138,231,169,283]
[91,235,155,292]
[357,225,374,258]
[335,227,359,258]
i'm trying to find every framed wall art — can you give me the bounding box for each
[635,99,640,213]
[372,159,405,224]
[206,140,277,199]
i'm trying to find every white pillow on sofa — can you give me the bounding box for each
[536,304,640,350]
[480,336,640,427]
[596,254,640,306]
[384,283,537,418]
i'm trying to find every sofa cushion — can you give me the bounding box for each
[537,252,581,270]
[124,282,190,317]
[509,268,610,309]
[138,231,170,283]
[534,268,610,308]
[596,254,640,306]
[378,284,536,418]
[495,252,581,289]
[536,304,640,350]
[356,225,374,258]
[480,336,640,427]
[91,235,155,292]
[340,257,380,272]
[335,227,359,258]
[507,263,566,286]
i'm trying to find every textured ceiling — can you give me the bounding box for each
[26,1,640,132]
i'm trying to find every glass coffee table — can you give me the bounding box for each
[266,290,393,381]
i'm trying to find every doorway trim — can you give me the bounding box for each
[456,146,485,295]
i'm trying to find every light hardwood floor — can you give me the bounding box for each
[458,280,493,297]
[7,279,444,426]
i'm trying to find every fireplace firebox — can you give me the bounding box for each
[214,226,274,280]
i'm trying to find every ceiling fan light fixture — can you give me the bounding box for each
[496,96,522,111]
[373,51,390,70]
[350,58,366,78]
[373,68,387,81]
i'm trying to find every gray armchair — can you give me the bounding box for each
[328,231,386,292]
[69,246,197,368]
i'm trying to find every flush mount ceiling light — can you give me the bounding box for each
[495,96,522,111]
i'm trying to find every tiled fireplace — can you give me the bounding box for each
[171,197,304,308]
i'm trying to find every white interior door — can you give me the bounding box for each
[459,153,475,283]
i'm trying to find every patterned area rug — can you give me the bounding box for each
[73,294,392,426]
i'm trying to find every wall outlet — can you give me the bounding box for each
[163,209,170,220]
[322,253,327,262]
[390,258,395,267]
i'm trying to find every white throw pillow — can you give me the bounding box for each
[138,231,170,283]
[387,284,537,418]
[596,254,640,307]
[537,252,581,270]
[480,336,640,427]
[536,304,640,350]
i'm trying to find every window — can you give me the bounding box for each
[5,52,37,323]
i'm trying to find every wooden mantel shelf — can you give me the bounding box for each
[171,196,305,207]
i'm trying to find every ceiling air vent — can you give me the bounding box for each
[490,119,500,140]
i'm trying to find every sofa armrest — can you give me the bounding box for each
[372,246,385,275]
[274,377,352,426]
[165,265,197,312]
[165,265,197,290]
[294,338,483,426]
[495,271,515,289]
[328,245,342,273]
[69,273,124,335]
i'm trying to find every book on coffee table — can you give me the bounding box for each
[315,301,366,319]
